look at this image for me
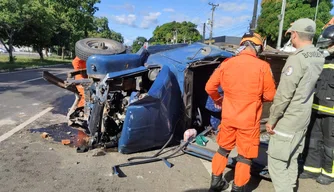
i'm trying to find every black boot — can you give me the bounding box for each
[299,171,320,180]
[316,174,334,185]
[231,182,245,192]
[209,174,229,192]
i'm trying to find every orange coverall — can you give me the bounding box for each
[72,56,87,108]
[205,50,276,187]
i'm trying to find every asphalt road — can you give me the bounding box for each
[0,65,333,192]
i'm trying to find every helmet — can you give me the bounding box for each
[240,32,264,54]
[316,25,334,49]
[240,32,264,47]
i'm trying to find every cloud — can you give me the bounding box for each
[110,3,135,13]
[124,38,134,45]
[214,15,251,28]
[140,12,161,29]
[216,2,250,12]
[163,8,175,12]
[111,14,137,27]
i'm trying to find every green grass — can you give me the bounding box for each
[0,55,72,70]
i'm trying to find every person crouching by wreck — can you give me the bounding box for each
[72,56,87,109]
[265,18,325,192]
[205,32,276,192]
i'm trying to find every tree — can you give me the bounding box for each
[50,0,101,57]
[89,16,124,43]
[16,0,57,60]
[0,0,30,62]
[152,21,202,45]
[257,0,333,47]
[131,37,147,53]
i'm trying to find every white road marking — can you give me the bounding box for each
[0,107,53,143]
[0,71,67,85]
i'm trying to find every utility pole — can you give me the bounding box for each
[314,0,320,21]
[208,2,219,45]
[173,30,178,44]
[203,22,206,43]
[250,0,258,33]
[276,0,286,50]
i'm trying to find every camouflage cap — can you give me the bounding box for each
[285,18,316,36]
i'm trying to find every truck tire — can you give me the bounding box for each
[75,38,126,61]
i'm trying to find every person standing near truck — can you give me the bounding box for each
[299,24,334,185]
[265,18,325,192]
[205,32,276,192]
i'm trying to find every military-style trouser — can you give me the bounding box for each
[302,113,334,178]
[268,129,306,192]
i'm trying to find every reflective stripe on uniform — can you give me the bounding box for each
[323,64,334,70]
[273,130,294,139]
[312,104,334,115]
[322,161,334,178]
[304,166,322,173]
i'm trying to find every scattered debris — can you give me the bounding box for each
[75,162,80,165]
[136,175,144,179]
[93,150,106,157]
[41,132,49,139]
[76,146,89,153]
[22,146,28,150]
[49,148,53,151]
[61,139,71,145]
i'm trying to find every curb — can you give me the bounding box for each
[0,63,71,73]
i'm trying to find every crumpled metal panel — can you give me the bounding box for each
[118,65,182,154]
[86,52,148,78]
[146,43,233,93]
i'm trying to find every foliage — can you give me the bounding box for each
[257,0,333,47]
[152,21,202,44]
[0,0,32,62]
[131,36,148,53]
[89,17,124,43]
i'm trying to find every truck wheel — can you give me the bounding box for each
[75,38,126,61]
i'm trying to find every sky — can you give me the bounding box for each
[95,0,333,46]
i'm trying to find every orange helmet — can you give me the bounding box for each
[239,32,264,54]
[240,32,264,47]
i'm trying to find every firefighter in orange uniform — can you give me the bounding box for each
[205,33,276,192]
[71,56,87,108]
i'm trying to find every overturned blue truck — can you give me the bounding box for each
[43,38,279,179]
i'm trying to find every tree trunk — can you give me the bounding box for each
[1,37,14,63]
[37,46,44,60]
[62,46,65,60]
[8,45,14,63]
[8,35,14,63]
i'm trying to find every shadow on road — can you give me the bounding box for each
[50,94,75,115]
